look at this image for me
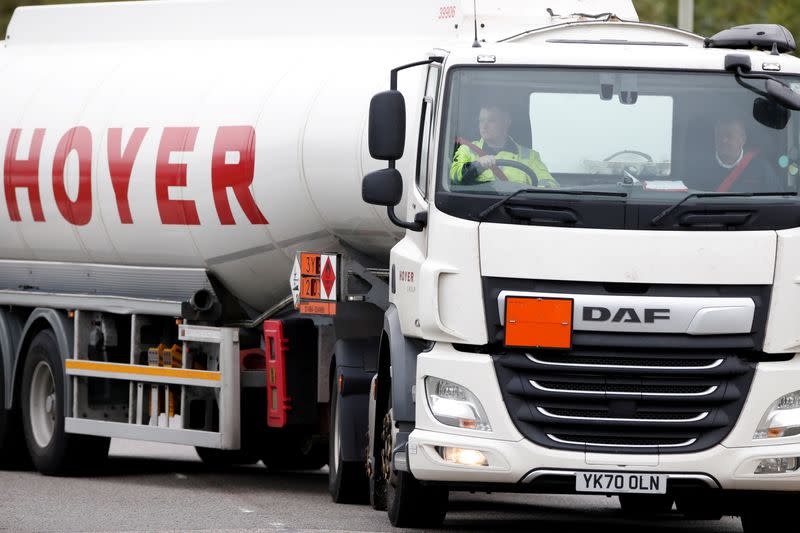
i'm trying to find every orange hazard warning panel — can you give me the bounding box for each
[300,277,320,299]
[504,297,573,349]
[295,252,339,315]
[300,253,321,276]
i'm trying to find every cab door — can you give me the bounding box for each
[390,64,441,336]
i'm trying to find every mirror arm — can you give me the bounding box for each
[387,207,427,232]
[734,72,769,99]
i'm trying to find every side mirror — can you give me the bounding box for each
[362,168,403,206]
[369,91,406,160]
[766,79,800,111]
[754,97,790,129]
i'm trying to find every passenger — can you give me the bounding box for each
[693,117,782,192]
[450,104,558,187]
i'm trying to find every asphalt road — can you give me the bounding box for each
[0,440,744,533]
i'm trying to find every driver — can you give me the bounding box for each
[450,104,558,187]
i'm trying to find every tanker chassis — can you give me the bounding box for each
[1,1,800,531]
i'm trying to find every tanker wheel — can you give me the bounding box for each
[328,368,368,503]
[21,329,109,476]
[618,494,674,516]
[379,383,448,528]
[0,351,31,470]
[195,447,259,466]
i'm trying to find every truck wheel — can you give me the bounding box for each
[328,371,368,503]
[0,357,31,470]
[21,329,109,475]
[380,392,447,527]
[618,494,674,516]
[195,447,259,466]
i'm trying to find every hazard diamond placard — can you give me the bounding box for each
[320,254,337,301]
[295,252,339,313]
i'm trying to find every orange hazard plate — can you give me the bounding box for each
[504,297,573,349]
[299,301,337,316]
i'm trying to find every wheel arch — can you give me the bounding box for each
[12,309,73,411]
[0,309,24,410]
[330,337,378,463]
[379,305,424,424]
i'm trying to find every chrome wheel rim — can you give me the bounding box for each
[29,361,56,448]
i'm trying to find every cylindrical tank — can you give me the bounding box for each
[0,1,447,311]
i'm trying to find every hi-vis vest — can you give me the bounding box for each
[450,138,558,187]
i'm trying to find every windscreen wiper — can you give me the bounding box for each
[650,191,798,225]
[476,188,628,221]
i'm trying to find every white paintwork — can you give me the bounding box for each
[497,291,755,335]
[412,207,487,344]
[410,344,800,490]
[0,22,424,312]
[5,0,637,46]
[480,225,776,285]
[764,227,800,352]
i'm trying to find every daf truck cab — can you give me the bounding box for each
[358,16,800,531]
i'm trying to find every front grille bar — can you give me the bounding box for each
[537,407,710,424]
[547,434,698,448]
[530,380,719,397]
[527,354,725,371]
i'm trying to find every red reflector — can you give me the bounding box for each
[264,320,291,428]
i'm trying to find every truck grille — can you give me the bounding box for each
[493,348,755,454]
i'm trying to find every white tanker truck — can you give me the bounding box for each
[2,0,800,529]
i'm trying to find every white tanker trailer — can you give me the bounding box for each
[2,0,800,530]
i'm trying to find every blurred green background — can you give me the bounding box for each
[0,1,799,40]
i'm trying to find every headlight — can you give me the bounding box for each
[754,390,800,439]
[425,376,491,431]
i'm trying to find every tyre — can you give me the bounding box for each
[21,329,110,475]
[378,385,447,528]
[195,447,259,466]
[0,355,31,470]
[328,369,368,503]
[618,494,674,516]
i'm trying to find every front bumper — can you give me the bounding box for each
[408,343,800,492]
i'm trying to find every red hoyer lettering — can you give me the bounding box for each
[399,271,415,283]
[3,126,268,226]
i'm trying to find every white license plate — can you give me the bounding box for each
[575,472,667,494]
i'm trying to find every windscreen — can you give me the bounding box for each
[438,67,800,229]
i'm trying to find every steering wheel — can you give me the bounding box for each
[602,150,654,181]
[492,159,539,187]
[603,150,653,162]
